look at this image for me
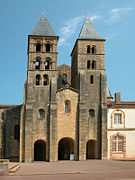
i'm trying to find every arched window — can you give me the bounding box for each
[14,125,20,141]
[45,60,50,70]
[65,100,71,113]
[46,43,50,52]
[92,45,96,54]
[36,74,41,85]
[35,60,40,69]
[62,74,67,85]
[36,43,41,52]
[87,60,91,69]
[112,135,124,152]
[39,109,45,119]
[111,109,125,128]
[90,75,94,84]
[89,109,95,118]
[87,45,91,53]
[43,74,49,86]
[92,60,96,69]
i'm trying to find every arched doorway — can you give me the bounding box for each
[34,140,46,161]
[58,137,74,160]
[86,139,97,159]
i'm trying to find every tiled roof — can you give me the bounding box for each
[32,12,57,36]
[107,101,135,105]
[78,16,103,40]
[0,105,18,108]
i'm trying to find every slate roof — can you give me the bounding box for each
[32,12,57,36]
[78,16,103,40]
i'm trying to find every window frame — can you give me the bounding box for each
[65,100,71,113]
[89,109,95,118]
[38,109,45,119]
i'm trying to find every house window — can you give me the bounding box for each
[114,114,122,124]
[36,74,41,85]
[89,109,95,118]
[36,43,41,52]
[90,75,94,84]
[35,60,40,69]
[112,135,124,152]
[62,74,67,85]
[14,125,20,141]
[43,74,49,86]
[65,100,71,113]
[92,45,96,54]
[87,45,91,53]
[39,109,45,119]
[46,43,50,52]
[92,60,96,69]
[87,60,91,69]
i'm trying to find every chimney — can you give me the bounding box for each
[115,93,121,104]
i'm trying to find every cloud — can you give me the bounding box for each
[90,15,100,21]
[59,16,83,46]
[104,32,119,41]
[58,14,100,46]
[106,7,134,24]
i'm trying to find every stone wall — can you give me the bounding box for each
[3,106,22,161]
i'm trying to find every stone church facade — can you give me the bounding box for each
[0,13,135,162]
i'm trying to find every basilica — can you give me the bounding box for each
[0,13,135,162]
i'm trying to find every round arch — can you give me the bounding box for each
[86,139,97,159]
[34,140,46,161]
[58,137,74,160]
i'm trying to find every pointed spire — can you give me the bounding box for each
[78,16,103,40]
[32,12,57,36]
[107,86,112,98]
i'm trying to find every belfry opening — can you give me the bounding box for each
[34,140,46,161]
[58,138,74,160]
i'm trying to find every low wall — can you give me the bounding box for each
[0,159,9,175]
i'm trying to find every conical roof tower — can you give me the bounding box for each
[32,12,57,36]
[78,16,103,40]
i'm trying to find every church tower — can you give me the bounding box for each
[20,13,59,162]
[71,17,107,160]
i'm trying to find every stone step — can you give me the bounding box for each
[9,163,21,173]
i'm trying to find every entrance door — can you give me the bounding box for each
[58,137,74,160]
[86,139,97,159]
[34,140,46,161]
